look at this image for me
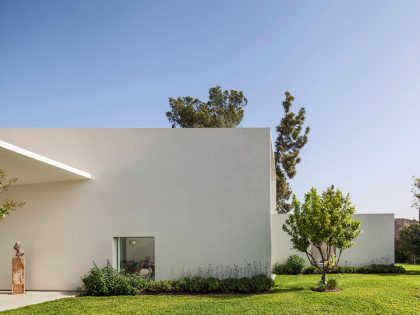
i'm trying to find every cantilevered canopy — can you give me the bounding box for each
[0,140,91,185]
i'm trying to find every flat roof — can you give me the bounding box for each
[0,140,91,185]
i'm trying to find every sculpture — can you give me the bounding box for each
[14,241,24,257]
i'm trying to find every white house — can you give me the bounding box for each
[0,128,394,291]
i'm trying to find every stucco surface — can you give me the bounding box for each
[0,129,273,290]
[271,213,395,266]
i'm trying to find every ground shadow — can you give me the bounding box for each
[377,270,420,276]
[404,270,420,275]
[0,290,77,296]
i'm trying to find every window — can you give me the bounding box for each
[116,237,155,279]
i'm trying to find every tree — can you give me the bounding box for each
[399,223,420,263]
[283,186,361,284]
[275,92,310,213]
[0,169,24,222]
[412,176,420,221]
[166,86,247,128]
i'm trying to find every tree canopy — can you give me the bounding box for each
[275,92,309,213]
[283,186,360,284]
[412,176,420,221]
[166,86,247,128]
[400,223,420,262]
[0,169,24,222]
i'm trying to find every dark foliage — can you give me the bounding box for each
[272,255,306,275]
[274,92,310,213]
[80,265,273,296]
[302,264,405,275]
[399,223,420,263]
[166,86,247,128]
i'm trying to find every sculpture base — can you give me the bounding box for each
[12,257,25,294]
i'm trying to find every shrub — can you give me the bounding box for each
[81,266,108,296]
[219,277,238,293]
[81,265,273,296]
[395,248,414,263]
[326,278,337,290]
[312,278,338,292]
[142,280,172,294]
[272,255,305,275]
[302,264,404,275]
[250,274,274,293]
[314,282,327,292]
[330,266,357,274]
[303,266,320,274]
[356,264,405,274]
[81,265,146,296]
[272,263,287,275]
[206,277,221,293]
[285,255,306,275]
[399,223,420,261]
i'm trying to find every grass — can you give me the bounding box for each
[3,264,419,315]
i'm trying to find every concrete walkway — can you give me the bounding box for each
[0,291,75,312]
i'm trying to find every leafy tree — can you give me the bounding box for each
[283,186,361,284]
[399,223,420,262]
[412,176,420,221]
[275,92,309,213]
[166,86,247,128]
[0,169,24,222]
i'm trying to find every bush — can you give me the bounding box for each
[399,223,420,262]
[81,265,273,296]
[272,255,306,275]
[395,248,413,263]
[81,265,146,296]
[142,280,172,294]
[285,255,306,274]
[313,282,327,292]
[249,274,274,293]
[312,278,338,292]
[326,278,337,290]
[303,266,320,274]
[302,264,405,275]
[171,275,272,294]
[330,266,357,274]
[272,263,288,275]
[356,264,405,274]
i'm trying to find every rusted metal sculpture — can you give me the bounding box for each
[12,241,25,294]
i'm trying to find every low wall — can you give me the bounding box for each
[271,213,395,266]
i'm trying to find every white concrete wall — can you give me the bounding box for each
[271,213,394,266]
[0,128,273,290]
[270,214,307,265]
[340,214,395,265]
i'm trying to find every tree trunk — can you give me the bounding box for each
[321,270,327,284]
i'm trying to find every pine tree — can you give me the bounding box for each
[412,176,420,221]
[166,86,247,128]
[275,92,310,213]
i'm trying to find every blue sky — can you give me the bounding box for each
[1,1,419,218]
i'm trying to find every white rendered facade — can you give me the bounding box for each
[0,128,273,290]
[271,213,395,266]
[0,128,395,290]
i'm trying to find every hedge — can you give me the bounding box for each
[80,265,273,296]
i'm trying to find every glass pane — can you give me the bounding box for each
[117,237,155,279]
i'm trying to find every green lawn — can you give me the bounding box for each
[4,264,419,315]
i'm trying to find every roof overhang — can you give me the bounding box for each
[0,140,91,185]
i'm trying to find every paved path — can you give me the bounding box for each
[0,291,75,312]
